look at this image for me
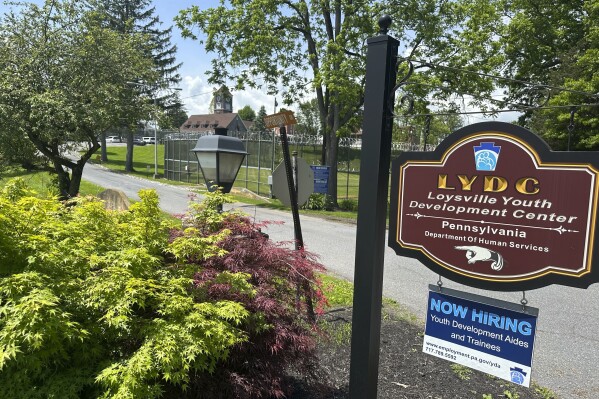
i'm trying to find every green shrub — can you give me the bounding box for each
[0,180,324,398]
[338,198,358,211]
[301,193,335,211]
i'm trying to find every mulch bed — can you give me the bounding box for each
[287,306,551,399]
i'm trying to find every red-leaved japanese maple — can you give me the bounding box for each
[167,195,327,398]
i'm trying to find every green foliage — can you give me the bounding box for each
[250,105,268,133]
[0,183,323,398]
[175,0,378,204]
[90,0,185,130]
[0,185,255,398]
[185,189,235,234]
[237,105,256,122]
[319,274,354,307]
[0,130,40,171]
[0,0,156,197]
[533,383,557,399]
[302,193,335,211]
[494,0,599,149]
[338,198,358,212]
[0,170,104,199]
[296,98,321,136]
[160,107,188,130]
[175,0,507,204]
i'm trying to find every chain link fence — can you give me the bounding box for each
[164,130,424,199]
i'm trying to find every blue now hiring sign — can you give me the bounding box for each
[311,165,329,194]
[423,286,538,386]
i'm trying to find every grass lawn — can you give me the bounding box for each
[93,145,362,200]
[93,145,166,180]
[0,168,105,196]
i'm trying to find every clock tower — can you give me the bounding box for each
[213,85,233,114]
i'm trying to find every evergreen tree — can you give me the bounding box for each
[251,106,268,133]
[160,107,188,130]
[90,0,183,170]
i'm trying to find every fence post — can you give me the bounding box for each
[245,132,250,190]
[258,131,262,195]
[348,16,399,399]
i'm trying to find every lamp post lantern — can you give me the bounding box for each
[191,127,248,209]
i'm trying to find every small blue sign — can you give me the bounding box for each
[423,286,538,386]
[311,165,330,194]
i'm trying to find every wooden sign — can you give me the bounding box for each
[389,121,599,291]
[264,110,297,128]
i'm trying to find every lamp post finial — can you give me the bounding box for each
[378,15,392,34]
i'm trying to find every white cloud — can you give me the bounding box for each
[180,75,213,115]
[233,89,277,114]
[180,74,291,116]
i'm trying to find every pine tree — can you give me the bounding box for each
[251,106,268,133]
[90,0,183,169]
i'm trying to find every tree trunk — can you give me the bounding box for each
[53,161,72,200]
[100,132,108,162]
[326,103,341,208]
[69,163,85,198]
[125,130,134,172]
[51,146,98,199]
[26,128,99,199]
[320,128,327,165]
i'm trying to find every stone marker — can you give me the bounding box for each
[97,188,130,211]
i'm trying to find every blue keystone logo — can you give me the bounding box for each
[473,142,501,171]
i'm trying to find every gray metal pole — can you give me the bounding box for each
[245,132,249,189]
[154,96,159,178]
[258,131,262,195]
[348,16,399,399]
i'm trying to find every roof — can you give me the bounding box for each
[180,113,247,132]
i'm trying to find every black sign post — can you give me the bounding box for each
[348,16,399,398]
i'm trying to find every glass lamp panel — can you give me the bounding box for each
[218,152,245,183]
[196,152,217,182]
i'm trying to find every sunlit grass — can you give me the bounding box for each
[93,144,361,199]
[90,145,166,180]
[0,168,105,197]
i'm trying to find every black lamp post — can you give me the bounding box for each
[191,127,247,204]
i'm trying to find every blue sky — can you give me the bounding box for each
[153,0,278,115]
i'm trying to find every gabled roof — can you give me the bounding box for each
[180,113,247,132]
